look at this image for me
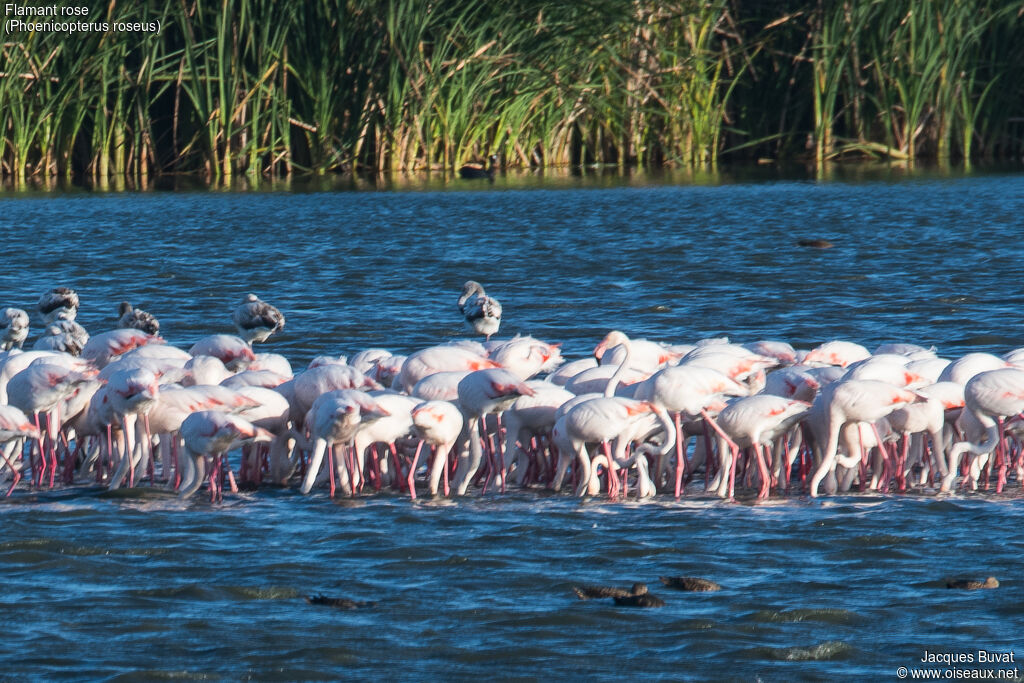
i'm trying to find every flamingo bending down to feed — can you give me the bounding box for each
[299,389,391,496]
[0,405,41,495]
[943,368,1024,493]
[453,368,534,495]
[712,394,810,499]
[410,400,464,498]
[6,361,96,488]
[808,379,922,497]
[457,281,502,340]
[177,411,273,500]
[555,395,675,498]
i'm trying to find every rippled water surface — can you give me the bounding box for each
[2,170,1024,681]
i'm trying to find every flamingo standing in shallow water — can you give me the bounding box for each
[6,361,95,487]
[299,389,390,496]
[0,405,41,495]
[410,400,464,497]
[807,379,921,497]
[457,281,502,340]
[178,411,272,500]
[453,368,534,495]
[233,294,285,344]
[712,394,810,499]
[943,368,1024,493]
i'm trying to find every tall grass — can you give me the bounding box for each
[0,0,1021,180]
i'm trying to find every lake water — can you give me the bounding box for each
[1,167,1023,680]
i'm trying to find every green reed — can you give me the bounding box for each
[0,0,1020,179]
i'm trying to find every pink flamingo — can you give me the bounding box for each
[299,389,390,496]
[221,369,291,391]
[487,336,563,380]
[177,411,272,500]
[188,334,255,370]
[82,329,165,368]
[712,395,810,499]
[98,368,160,489]
[938,352,1010,386]
[411,371,470,401]
[803,341,871,368]
[943,368,1024,493]
[453,368,535,495]
[808,379,922,497]
[500,382,575,487]
[396,345,499,393]
[293,364,382,417]
[350,392,419,493]
[0,404,41,495]
[7,361,95,487]
[558,396,674,497]
[594,330,682,373]
[411,400,464,497]
[631,363,748,497]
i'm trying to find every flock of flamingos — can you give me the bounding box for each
[1,280,1023,503]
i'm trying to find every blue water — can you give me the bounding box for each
[1,170,1023,680]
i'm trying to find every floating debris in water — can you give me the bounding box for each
[573,582,648,600]
[946,576,999,590]
[659,576,722,592]
[798,238,835,249]
[573,582,664,606]
[306,594,377,609]
[614,592,666,608]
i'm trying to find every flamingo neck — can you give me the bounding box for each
[604,341,632,398]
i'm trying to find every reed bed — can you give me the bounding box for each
[0,0,1020,179]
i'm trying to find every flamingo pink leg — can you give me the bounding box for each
[1,447,21,496]
[674,412,685,498]
[407,441,424,500]
[33,412,45,488]
[442,445,451,497]
[327,443,336,498]
[47,408,60,489]
[753,443,770,499]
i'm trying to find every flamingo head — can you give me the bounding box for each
[594,330,629,361]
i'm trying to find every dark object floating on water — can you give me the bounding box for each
[306,594,377,609]
[946,577,999,590]
[573,582,649,600]
[798,238,835,249]
[614,592,666,608]
[459,154,498,180]
[659,576,723,592]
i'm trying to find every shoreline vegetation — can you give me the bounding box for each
[0,0,1021,182]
